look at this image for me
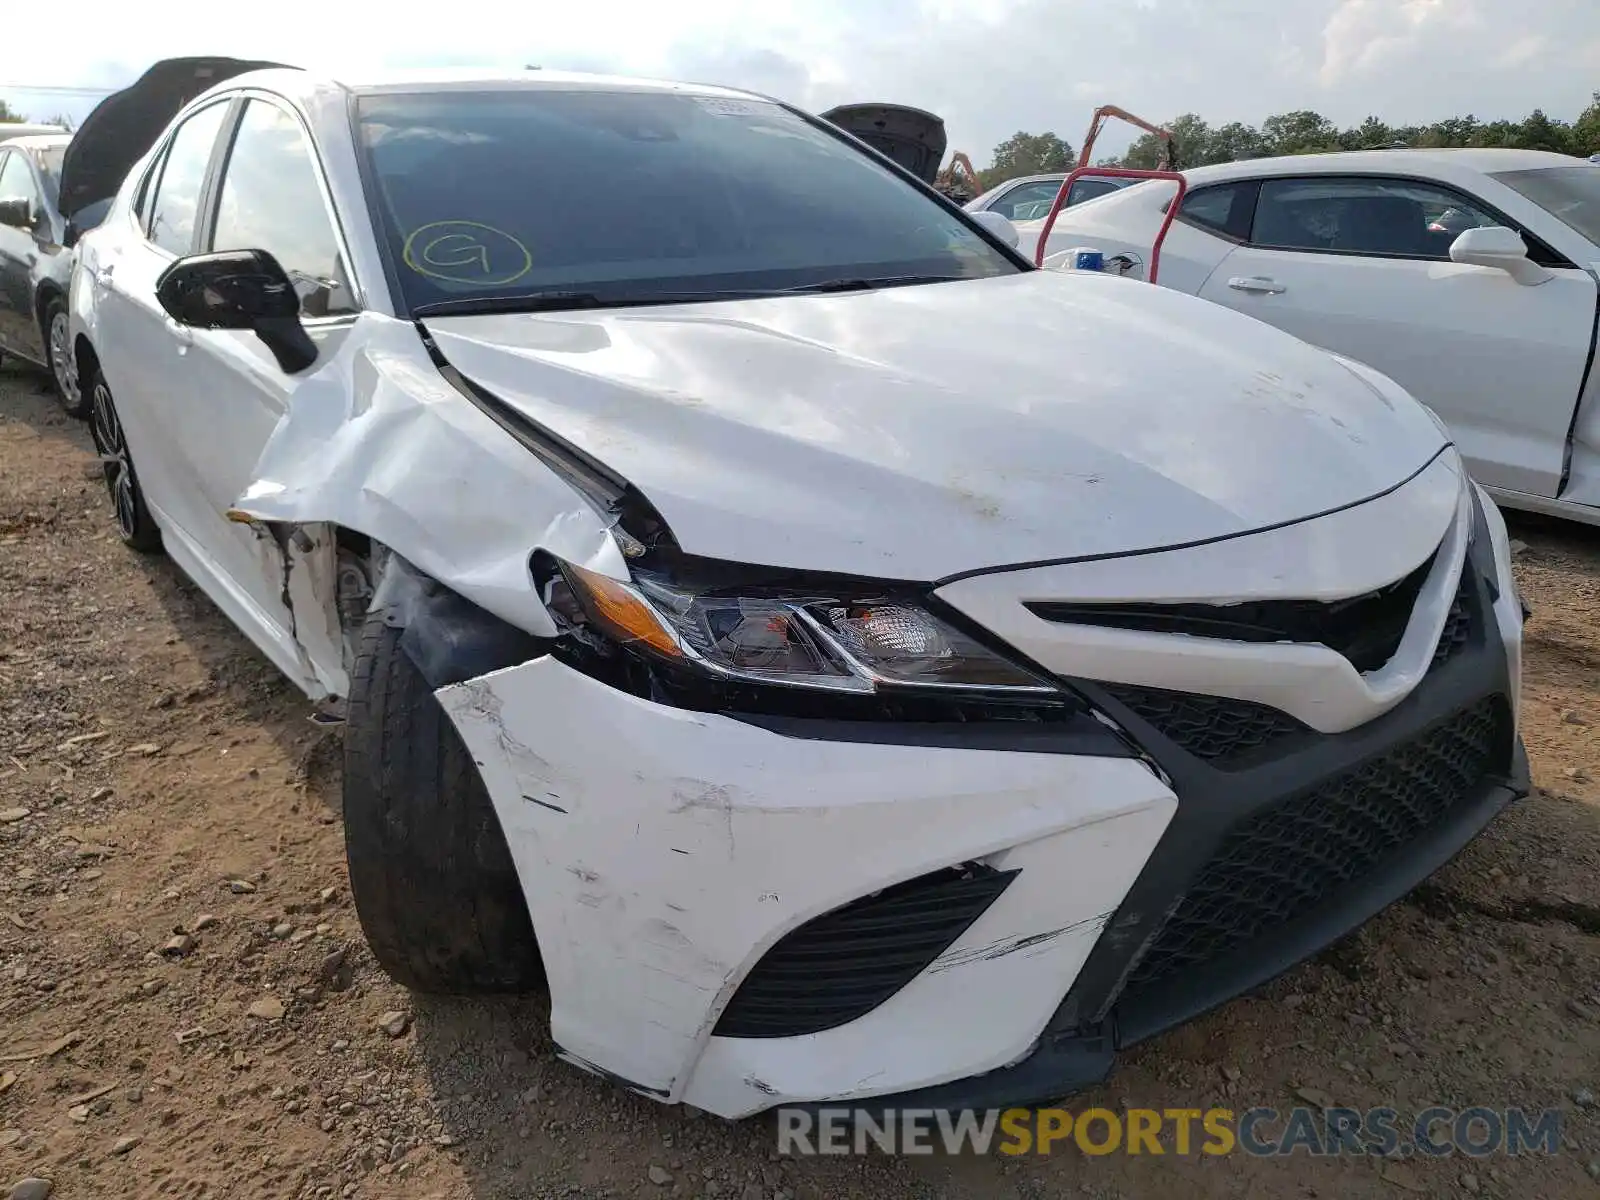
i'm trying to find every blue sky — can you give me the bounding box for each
[3,0,1596,162]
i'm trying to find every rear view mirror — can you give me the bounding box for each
[156,248,318,373]
[969,209,1020,249]
[0,196,32,229]
[1449,226,1551,287]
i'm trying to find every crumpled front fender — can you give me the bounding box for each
[227,315,628,652]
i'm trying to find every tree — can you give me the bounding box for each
[1514,108,1573,154]
[985,131,1075,186]
[1260,110,1340,156]
[40,112,75,132]
[1208,121,1267,162]
[1575,92,1600,155]
[1123,113,1211,168]
[0,98,25,124]
[1345,116,1395,150]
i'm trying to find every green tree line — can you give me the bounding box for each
[1117,95,1600,170]
[978,94,1600,188]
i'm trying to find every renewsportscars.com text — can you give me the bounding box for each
[776,1106,1563,1158]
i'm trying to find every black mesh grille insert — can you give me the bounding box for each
[1118,697,1507,998]
[714,864,1017,1038]
[1102,684,1307,765]
[1433,575,1473,665]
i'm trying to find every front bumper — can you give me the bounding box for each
[436,483,1527,1119]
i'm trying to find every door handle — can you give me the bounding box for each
[1227,276,1286,295]
[165,318,192,352]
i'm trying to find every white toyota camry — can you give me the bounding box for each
[63,60,1528,1118]
[1035,149,1600,527]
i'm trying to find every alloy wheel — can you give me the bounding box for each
[90,380,137,539]
[49,310,79,411]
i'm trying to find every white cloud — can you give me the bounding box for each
[2,0,1595,163]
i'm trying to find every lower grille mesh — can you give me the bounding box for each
[714,864,1016,1038]
[1118,697,1507,997]
[1103,685,1306,765]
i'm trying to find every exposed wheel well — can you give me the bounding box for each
[34,283,64,343]
[74,335,101,393]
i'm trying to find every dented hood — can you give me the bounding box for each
[420,271,1450,582]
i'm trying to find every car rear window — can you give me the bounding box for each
[354,88,1019,312]
[1489,166,1600,247]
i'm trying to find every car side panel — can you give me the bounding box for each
[1030,181,1237,293]
[1198,245,1595,498]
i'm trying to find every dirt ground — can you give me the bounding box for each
[1,359,1598,1200]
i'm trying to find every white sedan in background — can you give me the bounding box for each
[1041,149,1600,525]
[964,171,1134,220]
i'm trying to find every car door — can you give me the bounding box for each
[1197,174,1597,499]
[169,94,361,672]
[0,148,47,358]
[90,95,236,544]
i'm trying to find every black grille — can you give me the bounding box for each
[1028,553,1435,672]
[1118,697,1507,997]
[1102,684,1307,765]
[714,864,1016,1038]
[1433,575,1473,665]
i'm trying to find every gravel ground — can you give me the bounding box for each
[1,358,1598,1200]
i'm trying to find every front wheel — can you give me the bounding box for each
[342,611,543,993]
[86,369,161,554]
[45,299,87,418]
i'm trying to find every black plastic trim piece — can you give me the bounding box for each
[730,711,1135,756]
[371,554,551,689]
[419,338,629,512]
[715,864,1018,1038]
[1557,287,1600,498]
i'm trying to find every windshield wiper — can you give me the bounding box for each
[412,275,969,319]
[782,274,966,294]
[411,291,742,318]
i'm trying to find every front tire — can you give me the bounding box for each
[343,612,543,994]
[86,369,161,554]
[45,300,87,417]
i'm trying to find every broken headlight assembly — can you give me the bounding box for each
[536,553,1077,720]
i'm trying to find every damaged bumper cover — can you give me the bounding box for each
[436,655,1177,1119]
[433,485,1528,1120]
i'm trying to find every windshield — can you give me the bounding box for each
[34,145,65,207]
[355,88,1018,313]
[1490,166,1600,247]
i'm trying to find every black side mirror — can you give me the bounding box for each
[0,196,32,230]
[155,248,319,374]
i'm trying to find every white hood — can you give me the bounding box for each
[421,271,1450,582]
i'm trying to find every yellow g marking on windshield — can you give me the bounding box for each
[402,221,532,285]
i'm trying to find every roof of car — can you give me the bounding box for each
[225,65,771,103]
[0,129,70,146]
[0,133,72,151]
[1174,147,1584,186]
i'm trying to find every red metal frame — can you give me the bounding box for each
[1031,105,1187,284]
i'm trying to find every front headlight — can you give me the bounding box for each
[553,558,1056,697]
